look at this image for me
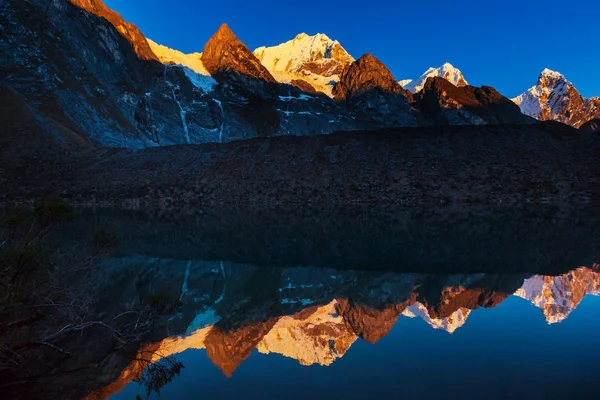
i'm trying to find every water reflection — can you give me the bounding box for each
[59,207,599,399]
[88,260,600,399]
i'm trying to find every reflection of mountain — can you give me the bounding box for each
[515,266,600,324]
[256,300,358,366]
[84,260,600,399]
[403,303,471,334]
[86,259,600,398]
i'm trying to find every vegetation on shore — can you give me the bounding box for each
[0,199,182,399]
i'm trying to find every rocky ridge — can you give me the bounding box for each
[417,77,535,125]
[201,23,276,84]
[332,53,420,126]
[67,0,158,61]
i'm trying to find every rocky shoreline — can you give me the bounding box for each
[4,122,597,208]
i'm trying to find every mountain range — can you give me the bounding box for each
[2,0,599,153]
[1,0,599,207]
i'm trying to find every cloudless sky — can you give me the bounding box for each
[105,0,598,98]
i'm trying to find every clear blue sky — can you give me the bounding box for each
[105,0,598,98]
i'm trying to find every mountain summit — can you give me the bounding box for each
[254,33,354,96]
[401,63,468,93]
[332,53,408,100]
[513,69,600,128]
[202,23,276,83]
[332,53,419,126]
[68,0,157,61]
[254,33,354,76]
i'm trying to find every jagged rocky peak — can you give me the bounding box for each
[201,23,276,83]
[513,68,600,128]
[332,53,408,101]
[419,76,534,125]
[537,68,568,87]
[68,0,157,61]
[401,62,468,93]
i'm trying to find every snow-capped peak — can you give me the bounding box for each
[512,68,571,119]
[540,68,565,79]
[513,69,600,127]
[253,33,355,97]
[293,32,330,43]
[535,68,569,90]
[253,33,354,74]
[400,62,468,93]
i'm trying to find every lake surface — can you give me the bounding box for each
[61,207,600,399]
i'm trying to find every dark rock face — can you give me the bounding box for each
[580,118,600,134]
[0,0,222,149]
[47,124,600,207]
[0,0,362,149]
[418,77,535,125]
[290,79,319,94]
[205,320,279,377]
[201,23,276,84]
[333,54,409,100]
[67,0,158,61]
[333,54,420,126]
[335,299,408,344]
[0,83,90,198]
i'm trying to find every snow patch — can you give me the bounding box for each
[278,94,313,101]
[281,298,315,306]
[185,308,220,335]
[183,67,217,93]
[212,99,225,142]
[147,38,211,76]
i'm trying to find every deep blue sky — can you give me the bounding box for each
[105,0,598,98]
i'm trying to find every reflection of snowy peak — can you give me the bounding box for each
[400,63,468,93]
[253,33,355,97]
[257,300,358,366]
[512,69,600,128]
[515,267,600,324]
[403,303,471,334]
[90,262,600,400]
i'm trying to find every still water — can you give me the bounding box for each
[66,207,599,400]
